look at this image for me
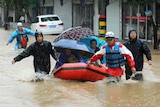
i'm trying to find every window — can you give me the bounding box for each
[40,7,53,15]
[41,17,59,22]
[34,17,39,23]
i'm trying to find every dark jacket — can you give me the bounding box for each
[124,30,152,79]
[124,39,151,70]
[94,47,100,53]
[124,29,152,79]
[14,40,57,74]
[54,49,78,69]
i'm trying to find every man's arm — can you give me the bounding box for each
[88,45,106,63]
[48,42,58,61]
[7,30,17,45]
[119,44,136,73]
[142,42,152,60]
[12,44,33,64]
[24,28,35,36]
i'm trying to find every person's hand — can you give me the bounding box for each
[12,60,16,64]
[131,67,136,74]
[87,61,91,65]
[148,60,152,65]
[50,69,55,75]
[97,64,102,67]
[57,59,59,62]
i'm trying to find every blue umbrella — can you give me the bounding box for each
[52,39,94,53]
[80,36,106,49]
[80,36,107,64]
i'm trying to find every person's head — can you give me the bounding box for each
[65,48,71,55]
[17,22,23,31]
[90,39,97,49]
[105,31,115,46]
[35,31,43,43]
[128,29,137,40]
[67,54,77,63]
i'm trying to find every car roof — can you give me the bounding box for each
[37,14,59,18]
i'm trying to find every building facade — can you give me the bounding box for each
[107,0,156,42]
[1,0,160,42]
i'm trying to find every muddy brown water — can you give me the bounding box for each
[0,28,160,107]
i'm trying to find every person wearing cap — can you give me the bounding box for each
[6,22,35,50]
[87,31,136,82]
[124,29,152,81]
[11,31,58,75]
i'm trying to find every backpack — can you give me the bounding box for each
[21,35,27,47]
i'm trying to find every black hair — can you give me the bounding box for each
[35,31,43,40]
[128,29,137,40]
[90,39,97,44]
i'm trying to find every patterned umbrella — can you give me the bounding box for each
[54,26,94,42]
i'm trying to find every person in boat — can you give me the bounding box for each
[78,39,100,63]
[78,50,91,63]
[12,31,58,74]
[66,54,78,63]
[87,31,136,82]
[6,22,35,50]
[54,48,78,69]
[90,39,100,53]
[124,29,152,81]
[90,39,103,64]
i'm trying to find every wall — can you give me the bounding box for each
[106,0,120,39]
[93,0,99,35]
[54,0,72,30]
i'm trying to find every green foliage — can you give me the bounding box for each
[0,0,38,22]
[29,0,38,8]
[0,0,37,9]
[0,0,14,7]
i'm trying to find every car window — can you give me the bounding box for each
[41,18,47,22]
[34,17,39,23]
[41,16,59,22]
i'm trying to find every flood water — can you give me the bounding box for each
[0,28,160,107]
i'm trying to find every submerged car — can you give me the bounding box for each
[30,14,64,34]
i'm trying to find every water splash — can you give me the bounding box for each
[143,69,160,82]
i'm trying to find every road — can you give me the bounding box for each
[0,28,160,107]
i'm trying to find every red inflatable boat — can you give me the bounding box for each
[52,62,109,82]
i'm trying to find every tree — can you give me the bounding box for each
[0,0,12,22]
[0,0,39,22]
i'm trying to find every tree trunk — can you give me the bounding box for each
[150,16,158,49]
[4,6,9,30]
[26,9,32,23]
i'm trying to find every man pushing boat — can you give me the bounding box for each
[87,31,136,83]
[12,31,58,81]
